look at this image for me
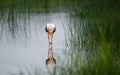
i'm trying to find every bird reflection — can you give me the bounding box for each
[46,48,56,67]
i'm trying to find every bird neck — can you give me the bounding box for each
[48,31,53,44]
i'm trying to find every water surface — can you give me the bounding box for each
[0,11,69,75]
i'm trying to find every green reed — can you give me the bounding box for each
[60,0,120,75]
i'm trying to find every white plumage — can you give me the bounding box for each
[46,23,55,32]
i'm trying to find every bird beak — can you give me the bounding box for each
[48,31,53,44]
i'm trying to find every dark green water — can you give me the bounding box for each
[0,0,120,75]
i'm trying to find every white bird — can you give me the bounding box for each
[45,23,56,44]
[45,23,56,67]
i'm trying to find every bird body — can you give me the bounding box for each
[46,23,55,33]
[45,23,56,44]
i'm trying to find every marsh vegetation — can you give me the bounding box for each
[0,0,120,75]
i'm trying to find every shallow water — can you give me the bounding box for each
[0,11,69,75]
